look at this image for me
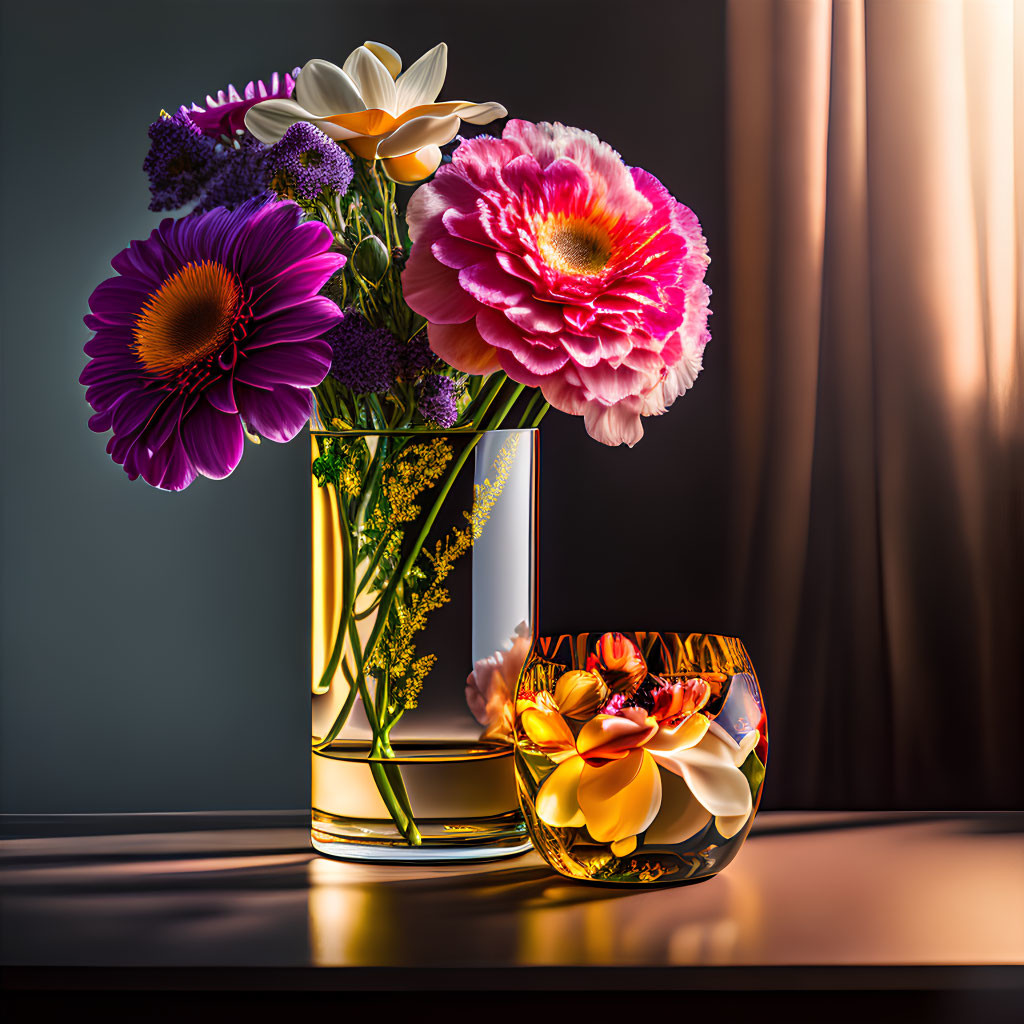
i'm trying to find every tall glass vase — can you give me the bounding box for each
[310,427,537,862]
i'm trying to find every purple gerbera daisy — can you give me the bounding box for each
[81,196,345,491]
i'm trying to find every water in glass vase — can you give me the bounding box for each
[310,428,537,862]
[312,741,525,858]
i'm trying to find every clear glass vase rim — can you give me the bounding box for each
[528,633,751,650]
[308,426,540,438]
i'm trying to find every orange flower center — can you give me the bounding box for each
[537,215,612,275]
[133,260,242,376]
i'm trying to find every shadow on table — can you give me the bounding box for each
[5,812,1020,969]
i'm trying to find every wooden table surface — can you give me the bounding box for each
[1,811,1022,990]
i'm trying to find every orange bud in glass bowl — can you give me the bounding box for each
[589,632,647,695]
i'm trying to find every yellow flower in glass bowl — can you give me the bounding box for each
[245,41,507,182]
[528,707,662,858]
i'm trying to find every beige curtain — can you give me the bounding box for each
[727,0,1023,806]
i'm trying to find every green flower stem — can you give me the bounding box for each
[526,400,551,428]
[373,754,421,845]
[374,664,389,721]
[319,451,416,842]
[368,761,419,843]
[382,697,405,732]
[368,395,388,429]
[483,380,528,430]
[518,389,544,428]
[311,663,359,750]
[312,471,355,696]
[354,436,388,533]
[352,380,528,707]
[347,615,421,845]
[466,371,508,428]
[312,433,386,698]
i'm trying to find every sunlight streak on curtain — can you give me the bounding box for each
[727,0,1022,807]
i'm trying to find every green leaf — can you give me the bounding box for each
[738,748,766,800]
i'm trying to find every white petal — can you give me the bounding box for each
[678,742,753,818]
[294,58,365,116]
[244,99,315,144]
[364,40,402,79]
[715,811,750,840]
[644,769,712,845]
[377,114,461,158]
[243,99,359,144]
[706,721,759,767]
[343,46,397,114]
[640,331,703,416]
[733,728,760,767]
[395,42,448,109]
[456,101,508,124]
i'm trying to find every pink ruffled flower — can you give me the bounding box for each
[401,120,711,446]
[465,622,532,743]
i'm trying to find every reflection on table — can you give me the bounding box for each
[1,812,1021,968]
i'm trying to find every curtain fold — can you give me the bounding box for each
[727,0,1023,808]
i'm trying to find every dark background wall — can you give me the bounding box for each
[0,0,731,814]
[11,0,1001,814]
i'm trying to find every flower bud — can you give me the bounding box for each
[554,669,609,719]
[592,632,647,695]
[353,235,391,285]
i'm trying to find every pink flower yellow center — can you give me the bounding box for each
[537,214,612,276]
[133,260,242,376]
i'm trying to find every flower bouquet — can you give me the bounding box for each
[80,40,711,861]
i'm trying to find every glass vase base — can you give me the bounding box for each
[311,740,531,863]
[311,811,532,863]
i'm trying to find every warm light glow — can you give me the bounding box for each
[964,0,1018,430]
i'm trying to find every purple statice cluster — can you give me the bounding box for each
[396,331,435,379]
[143,107,217,211]
[195,134,271,212]
[327,312,399,395]
[268,123,353,202]
[143,111,352,214]
[325,311,459,426]
[413,374,458,428]
[143,107,271,212]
